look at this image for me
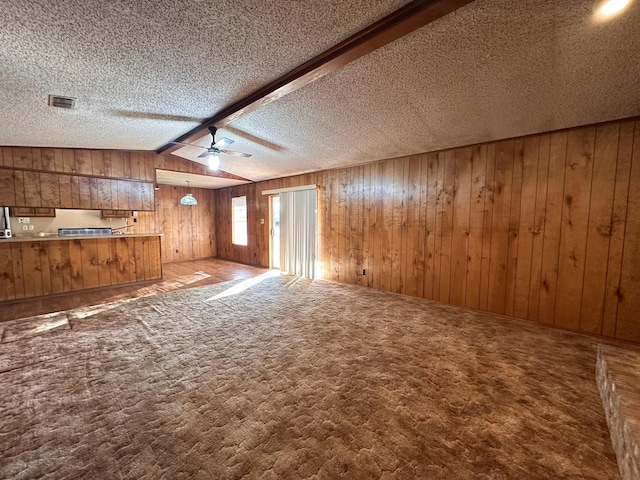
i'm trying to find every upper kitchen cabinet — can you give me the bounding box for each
[0,147,156,211]
[9,207,56,217]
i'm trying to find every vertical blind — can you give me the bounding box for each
[280,188,317,278]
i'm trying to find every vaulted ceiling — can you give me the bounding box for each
[1,0,639,186]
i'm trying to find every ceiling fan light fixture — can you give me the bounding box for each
[180,181,198,206]
[208,153,220,170]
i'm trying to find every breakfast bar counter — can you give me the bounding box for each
[0,234,162,302]
[4,233,162,242]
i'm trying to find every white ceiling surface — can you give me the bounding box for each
[0,0,405,149]
[230,0,640,181]
[2,0,640,184]
[155,170,250,190]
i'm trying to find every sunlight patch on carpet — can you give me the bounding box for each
[1,312,70,343]
[206,270,281,301]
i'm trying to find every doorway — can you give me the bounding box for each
[270,195,280,270]
[262,184,317,279]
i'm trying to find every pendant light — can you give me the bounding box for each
[180,181,198,206]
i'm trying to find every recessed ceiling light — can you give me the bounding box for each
[599,0,630,15]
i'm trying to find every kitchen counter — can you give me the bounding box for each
[0,234,163,302]
[3,233,163,242]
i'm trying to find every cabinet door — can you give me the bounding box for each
[9,207,34,216]
[101,209,131,218]
[34,208,56,217]
[9,207,55,217]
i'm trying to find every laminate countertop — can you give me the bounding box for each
[1,233,163,243]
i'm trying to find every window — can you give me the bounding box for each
[232,196,248,246]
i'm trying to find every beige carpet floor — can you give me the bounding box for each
[0,274,620,479]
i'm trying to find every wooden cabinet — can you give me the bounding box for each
[0,147,156,211]
[0,235,162,302]
[10,207,56,217]
[101,209,132,218]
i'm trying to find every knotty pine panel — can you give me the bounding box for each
[554,127,595,330]
[214,117,640,343]
[0,236,161,303]
[527,134,551,323]
[423,152,439,300]
[13,171,26,209]
[512,136,540,320]
[135,185,216,264]
[0,169,15,206]
[615,121,640,342]
[23,171,42,207]
[0,146,156,210]
[465,144,488,309]
[405,155,423,297]
[602,121,635,338]
[504,139,524,318]
[450,147,472,307]
[0,243,15,301]
[580,123,620,334]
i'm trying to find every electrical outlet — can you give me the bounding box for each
[18,217,30,224]
[362,269,366,275]
[28,225,34,230]
[22,225,28,231]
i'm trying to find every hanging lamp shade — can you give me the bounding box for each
[180,181,198,206]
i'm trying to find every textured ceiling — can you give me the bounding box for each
[0,0,405,149]
[1,0,640,184]
[229,0,640,180]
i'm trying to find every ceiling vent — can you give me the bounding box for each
[48,95,77,109]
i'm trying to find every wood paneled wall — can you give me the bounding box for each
[0,236,161,302]
[0,147,222,265]
[135,185,216,263]
[214,118,640,343]
[0,147,156,210]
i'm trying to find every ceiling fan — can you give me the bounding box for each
[171,126,252,170]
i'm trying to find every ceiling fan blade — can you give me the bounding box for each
[213,137,234,149]
[220,149,252,158]
[170,141,207,150]
[197,151,212,158]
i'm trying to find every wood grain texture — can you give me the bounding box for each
[580,123,620,334]
[135,185,216,264]
[0,147,156,210]
[602,121,635,338]
[554,127,595,330]
[214,117,640,343]
[487,140,514,315]
[0,236,161,302]
[538,132,568,326]
[527,134,551,323]
[465,145,487,310]
[615,121,640,342]
[450,147,471,307]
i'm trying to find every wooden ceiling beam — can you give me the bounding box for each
[157,0,474,154]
